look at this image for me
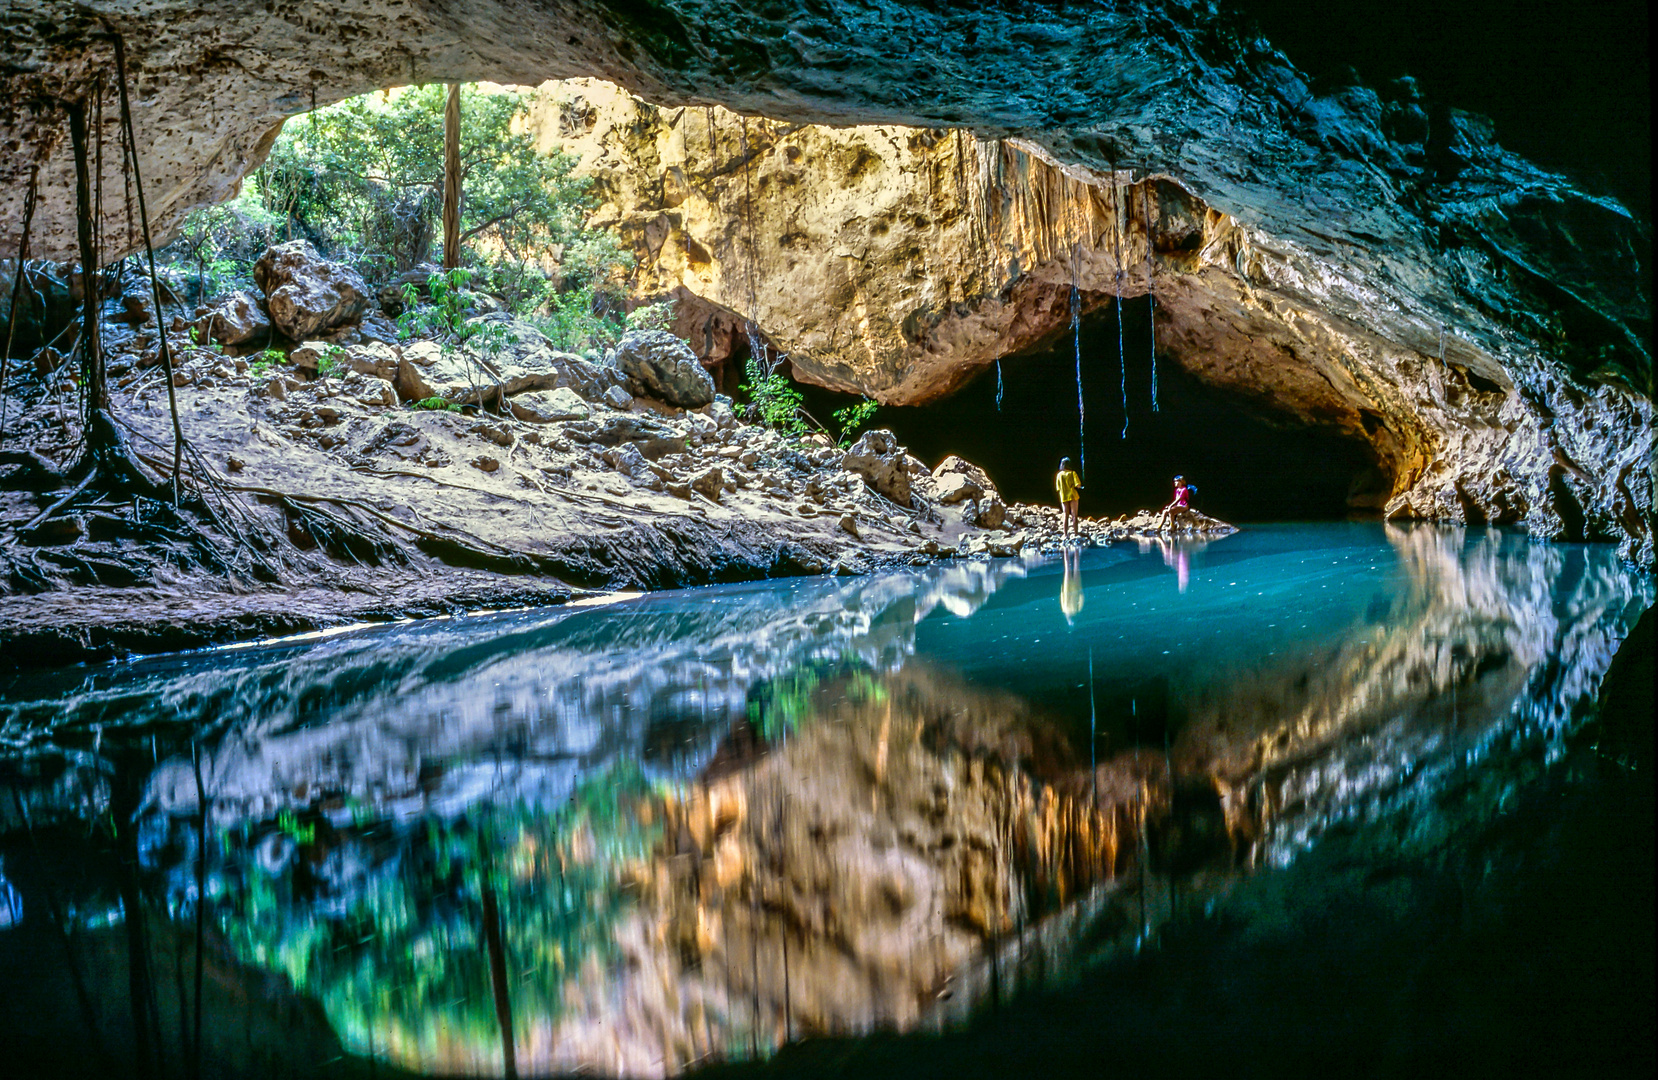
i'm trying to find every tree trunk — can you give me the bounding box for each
[442,82,462,269]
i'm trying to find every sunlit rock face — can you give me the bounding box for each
[0,1,1649,559]
[524,79,1653,562]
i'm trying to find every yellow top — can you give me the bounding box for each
[1055,470,1082,503]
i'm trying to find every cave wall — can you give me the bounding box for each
[526,78,1651,558]
[0,1,1650,560]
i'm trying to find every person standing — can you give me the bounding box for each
[1055,457,1083,540]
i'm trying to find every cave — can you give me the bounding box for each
[0,5,1653,1079]
[798,297,1380,522]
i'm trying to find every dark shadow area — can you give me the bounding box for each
[797,297,1377,522]
[1235,0,1650,219]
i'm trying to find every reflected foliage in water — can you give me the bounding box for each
[0,525,1649,1078]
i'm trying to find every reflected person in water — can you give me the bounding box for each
[1157,537,1191,593]
[1061,543,1085,623]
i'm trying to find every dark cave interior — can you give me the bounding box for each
[795,296,1379,523]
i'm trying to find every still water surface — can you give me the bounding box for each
[0,523,1649,1077]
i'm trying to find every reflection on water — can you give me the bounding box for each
[0,524,1649,1077]
[1060,546,1084,622]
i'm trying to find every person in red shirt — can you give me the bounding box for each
[1157,474,1193,532]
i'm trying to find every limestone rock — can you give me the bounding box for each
[841,429,911,506]
[342,342,400,381]
[603,385,634,411]
[508,387,591,423]
[931,472,983,506]
[563,414,686,459]
[334,372,398,407]
[395,341,476,402]
[288,341,332,373]
[252,241,370,341]
[194,290,270,346]
[690,465,724,501]
[610,330,714,408]
[976,497,1007,530]
[0,2,1649,560]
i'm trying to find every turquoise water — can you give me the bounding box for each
[0,523,1650,1077]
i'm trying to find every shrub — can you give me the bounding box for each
[742,352,808,437]
[833,399,880,447]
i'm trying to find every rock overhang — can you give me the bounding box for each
[0,0,1650,560]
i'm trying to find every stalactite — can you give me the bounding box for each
[1072,266,1084,477]
[1112,172,1128,439]
[1143,180,1158,412]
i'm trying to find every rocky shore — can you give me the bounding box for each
[0,243,1235,669]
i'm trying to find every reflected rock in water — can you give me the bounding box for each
[0,526,1650,1078]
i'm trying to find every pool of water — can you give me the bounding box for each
[0,523,1650,1077]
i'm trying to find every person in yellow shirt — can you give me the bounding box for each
[1055,457,1082,540]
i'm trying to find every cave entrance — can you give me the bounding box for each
[798,297,1379,522]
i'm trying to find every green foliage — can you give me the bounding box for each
[248,348,286,377]
[746,661,889,742]
[524,283,631,355]
[257,84,602,282]
[410,396,464,412]
[625,300,676,333]
[157,82,633,328]
[315,346,348,380]
[159,189,286,303]
[212,763,662,1068]
[275,808,316,847]
[741,352,807,437]
[833,399,880,447]
[397,267,474,342]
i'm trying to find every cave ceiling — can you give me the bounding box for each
[0,1,1651,561]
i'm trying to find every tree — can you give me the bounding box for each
[257,84,595,283]
[443,83,462,270]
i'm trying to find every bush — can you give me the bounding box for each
[833,399,880,447]
[742,352,807,437]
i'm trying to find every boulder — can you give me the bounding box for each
[356,312,400,345]
[253,240,371,341]
[603,385,634,410]
[395,341,478,402]
[841,428,911,506]
[602,443,664,490]
[347,374,398,407]
[928,454,1000,507]
[508,387,591,424]
[288,340,332,373]
[610,330,715,408]
[975,496,1007,530]
[562,414,686,459]
[194,289,270,345]
[342,342,399,381]
[932,471,984,505]
[690,465,724,501]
